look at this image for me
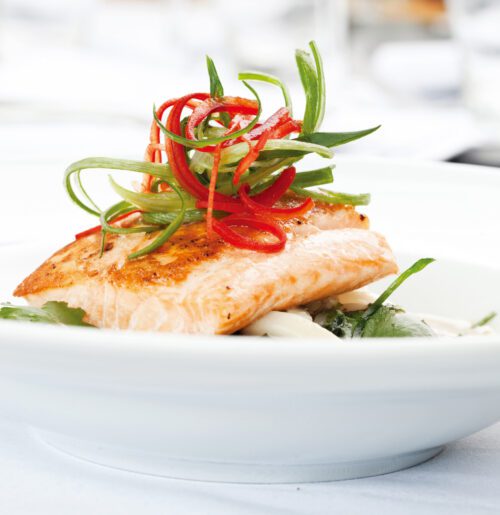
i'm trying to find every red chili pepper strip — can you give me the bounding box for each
[252,167,296,206]
[185,97,259,152]
[165,93,238,204]
[222,108,292,148]
[243,107,291,141]
[212,215,286,253]
[268,119,302,139]
[75,210,142,240]
[195,199,245,213]
[142,98,199,192]
[239,184,314,219]
[232,130,272,186]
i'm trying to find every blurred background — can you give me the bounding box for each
[1,0,500,166]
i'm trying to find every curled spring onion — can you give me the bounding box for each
[65,157,176,216]
[127,181,187,260]
[109,176,196,212]
[291,186,370,206]
[238,71,293,115]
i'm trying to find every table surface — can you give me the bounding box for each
[0,420,499,514]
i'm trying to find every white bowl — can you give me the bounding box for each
[0,157,499,483]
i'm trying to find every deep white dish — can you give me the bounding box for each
[0,157,499,483]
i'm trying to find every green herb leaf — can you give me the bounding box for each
[362,306,435,338]
[471,311,497,328]
[318,305,435,338]
[206,55,224,99]
[258,126,380,160]
[320,309,361,338]
[206,55,230,126]
[298,126,381,147]
[0,301,93,327]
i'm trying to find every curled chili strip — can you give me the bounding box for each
[212,215,286,253]
[244,107,291,141]
[252,167,296,206]
[164,93,238,203]
[185,96,259,152]
[231,108,299,185]
[239,184,314,219]
[143,98,199,191]
[195,199,245,213]
[232,131,272,186]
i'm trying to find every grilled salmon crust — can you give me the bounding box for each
[14,203,398,334]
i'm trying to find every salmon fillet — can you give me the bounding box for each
[14,202,397,334]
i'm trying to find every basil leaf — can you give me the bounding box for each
[362,306,435,338]
[0,301,93,327]
[318,305,434,338]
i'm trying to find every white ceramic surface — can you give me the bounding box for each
[0,158,499,483]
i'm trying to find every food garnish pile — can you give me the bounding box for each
[66,41,376,259]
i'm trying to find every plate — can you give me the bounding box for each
[0,157,499,483]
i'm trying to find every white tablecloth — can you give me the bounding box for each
[0,420,499,514]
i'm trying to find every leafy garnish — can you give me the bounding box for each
[64,41,382,260]
[206,55,230,126]
[362,306,434,338]
[317,259,436,338]
[321,306,435,338]
[353,258,434,336]
[0,302,93,327]
[258,127,381,160]
[206,55,224,99]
